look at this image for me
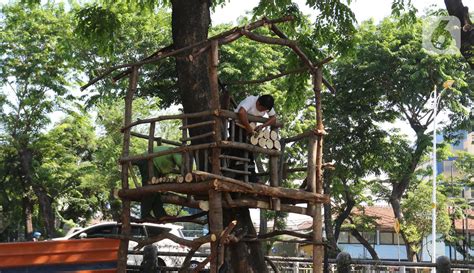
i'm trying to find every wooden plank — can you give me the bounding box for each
[0,238,119,268]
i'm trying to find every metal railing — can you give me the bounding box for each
[127,251,474,273]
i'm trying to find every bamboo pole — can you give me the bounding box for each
[208,40,223,273]
[117,66,138,273]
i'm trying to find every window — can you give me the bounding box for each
[117,224,146,240]
[362,232,376,244]
[396,234,405,245]
[338,231,363,244]
[146,226,171,238]
[379,232,394,244]
[73,225,116,239]
[338,231,349,243]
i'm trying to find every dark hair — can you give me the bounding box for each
[257,95,274,111]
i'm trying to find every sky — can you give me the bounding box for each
[212,0,447,25]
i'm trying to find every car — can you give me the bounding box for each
[54,221,203,271]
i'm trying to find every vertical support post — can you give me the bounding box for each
[244,151,249,182]
[208,40,223,273]
[147,122,155,180]
[117,65,138,273]
[230,120,235,141]
[181,118,188,176]
[270,155,280,210]
[313,68,324,273]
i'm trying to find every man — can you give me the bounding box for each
[132,146,182,220]
[229,94,277,182]
[235,94,277,135]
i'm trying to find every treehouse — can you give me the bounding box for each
[83,16,334,273]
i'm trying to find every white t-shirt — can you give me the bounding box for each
[234,95,276,117]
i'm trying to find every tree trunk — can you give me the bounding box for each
[334,182,355,241]
[171,0,212,140]
[323,172,339,258]
[223,208,269,273]
[349,218,379,260]
[22,196,34,240]
[170,1,267,271]
[444,0,474,68]
[389,132,429,261]
[33,186,55,238]
[19,148,35,240]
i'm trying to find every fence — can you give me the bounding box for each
[127,251,474,272]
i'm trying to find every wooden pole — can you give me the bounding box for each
[119,181,213,200]
[181,117,188,176]
[147,122,155,181]
[208,40,223,273]
[117,66,138,273]
[270,155,280,210]
[312,68,324,273]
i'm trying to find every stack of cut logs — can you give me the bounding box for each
[248,123,281,150]
[148,173,203,184]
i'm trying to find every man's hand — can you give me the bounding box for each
[245,126,255,135]
[255,124,264,132]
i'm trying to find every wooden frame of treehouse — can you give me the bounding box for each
[82,16,333,273]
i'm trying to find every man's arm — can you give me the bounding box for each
[238,107,254,134]
[255,115,277,131]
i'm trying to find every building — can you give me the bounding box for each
[297,206,474,261]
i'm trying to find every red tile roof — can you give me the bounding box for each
[296,206,474,232]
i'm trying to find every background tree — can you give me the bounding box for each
[402,181,451,260]
[439,149,474,259]
[36,109,100,231]
[444,0,474,67]
[0,2,80,238]
[332,16,473,260]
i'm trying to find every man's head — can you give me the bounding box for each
[256,94,274,112]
